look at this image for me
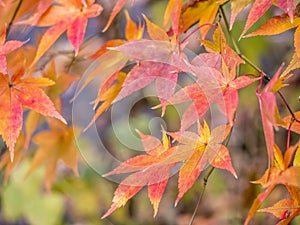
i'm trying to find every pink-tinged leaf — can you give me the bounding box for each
[0,91,23,161]
[241,0,273,37]
[245,14,300,38]
[31,18,72,66]
[230,0,252,29]
[244,185,275,225]
[0,27,28,74]
[109,40,190,72]
[209,145,237,178]
[85,72,126,130]
[0,73,65,161]
[72,51,129,101]
[103,130,175,217]
[279,111,300,134]
[17,86,66,123]
[171,0,182,38]
[154,83,213,131]
[295,26,300,57]
[217,89,238,126]
[174,122,235,205]
[277,0,294,22]
[67,15,88,56]
[88,39,126,59]
[148,166,171,217]
[16,0,53,25]
[256,66,284,167]
[175,150,206,205]
[102,0,128,32]
[102,173,145,218]
[114,62,178,115]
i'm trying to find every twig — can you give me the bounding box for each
[219,3,297,122]
[188,166,214,225]
[6,0,23,36]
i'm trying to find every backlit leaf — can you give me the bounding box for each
[27,123,78,191]
[103,130,175,217]
[0,72,66,161]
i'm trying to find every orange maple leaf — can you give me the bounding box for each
[18,0,103,65]
[169,121,237,205]
[0,71,66,161]
[240,0,295,38]
[245,143,300,224]
[102,129,175,218]
[178,0,228,38]
[0,27,28,74]
[27,122,78,191]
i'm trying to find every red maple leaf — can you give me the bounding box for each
[168,121,237,205]
[0,27,28,74]
[18,0,103,65]
[102,129,175,218]
[0,70,66,161]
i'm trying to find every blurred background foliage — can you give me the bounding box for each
[0,0,300,225]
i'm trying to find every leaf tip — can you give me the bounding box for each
[9,151,14,162]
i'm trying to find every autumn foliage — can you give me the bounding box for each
[0,0,300,224]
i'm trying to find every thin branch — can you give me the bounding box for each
[189,166,214,225]
[6,0,24,36]
[219,4,297,121]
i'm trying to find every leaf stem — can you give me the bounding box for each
[6,0,23,36]
[189,126,234,225]
[189,166,214,225]
[219,6,241,55]
[219,4,297,121]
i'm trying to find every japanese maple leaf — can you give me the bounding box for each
[23,59,79,147]
[163,0,182,38]
[102,0,136,32]
[240,0,295,38]
[259,198,300,223]
[107,17,180,115]
[0,27,28,74]
[245,143,300,225]
[84,71,126,130]
[245,4,300,57]
[18,0,103,65]
[200,23,245,69]
[156,59,258,130]
[26,122,78,191]
[153,82,215,131]
[245,3,300,76]
[178,0,228,38]
[0,71,66,161]
[74,12,143,126]
[230,0,252,29]
[256,66,285,168]
[247,143,300,224]
[0,133,25,183]
[279,111,300,134]
[169,121,237,205]
[102,129,175,218]
[74,11,143,96]
[114,61,179,115]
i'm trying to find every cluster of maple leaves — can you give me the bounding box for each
[0,0,300,224]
